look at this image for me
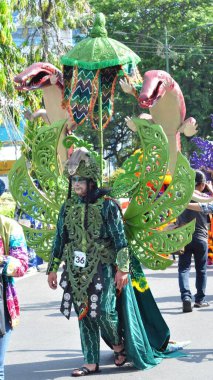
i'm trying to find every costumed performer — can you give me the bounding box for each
[47,148,185,377]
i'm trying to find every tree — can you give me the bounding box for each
[0,0,26,125]
[14,0,92,63]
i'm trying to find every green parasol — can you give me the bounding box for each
[60,13,141,184]
[61,13,140,70]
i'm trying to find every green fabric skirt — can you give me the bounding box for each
[103,275,185,370]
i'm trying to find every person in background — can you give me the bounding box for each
[0,186,28,380]
[14,207,38,272]
[36,255,43,272]
[178,170,212,313]
[187,202,213,214]
[0,182,5,198]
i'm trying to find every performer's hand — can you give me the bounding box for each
[48,272,58,289]
[119,78,134,95]
[125,116,137,132]
[115,270,129,291]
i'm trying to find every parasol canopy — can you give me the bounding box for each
[61,13,142,131]
[61,13,141,70]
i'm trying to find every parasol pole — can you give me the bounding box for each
[98,73,103,187]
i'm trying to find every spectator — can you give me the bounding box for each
[187,202,213,214]
[14,207,37,272]
[0,187,28,380]
[178,170,211,313]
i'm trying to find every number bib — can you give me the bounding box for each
[74,251,86,268]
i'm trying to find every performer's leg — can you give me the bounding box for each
[78,316,100,364]
[0,311,12,380]
[193,238,208,304]
[99,265,121,346]
[98,265,126,366]
[178,242,193,301]
[72,317,100,377]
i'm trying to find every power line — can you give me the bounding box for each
[124,42,213,50]
[125,41,213,48]
[135,50,213,56]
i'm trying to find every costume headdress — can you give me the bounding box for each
[64,148,101,183]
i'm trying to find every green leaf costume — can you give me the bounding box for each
[9,116,192,369]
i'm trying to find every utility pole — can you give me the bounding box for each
[164,26,169,73]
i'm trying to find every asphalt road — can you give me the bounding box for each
[5,261,213,380]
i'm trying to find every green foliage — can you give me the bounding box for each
[13,0,92,64]
[0,1,41,126]
[108,167,125,186]
[0,1,25,96]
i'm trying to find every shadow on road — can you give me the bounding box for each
[5,348,213,380]
[177,348,213,364]
[5,350,137,380]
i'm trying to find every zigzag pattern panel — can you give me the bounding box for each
[63,65,74,101]
[69,69,98,126]
[91,67,119,129]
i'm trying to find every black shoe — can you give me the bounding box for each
[183,299,192,313]
[114,348,127,367]
[194,301,210,308]
[71,364,100,377]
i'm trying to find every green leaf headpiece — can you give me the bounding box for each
[64,148,101,183]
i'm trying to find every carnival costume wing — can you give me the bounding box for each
[8,120,102,261]
[112,118,195,270]
[8,120,69,261]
